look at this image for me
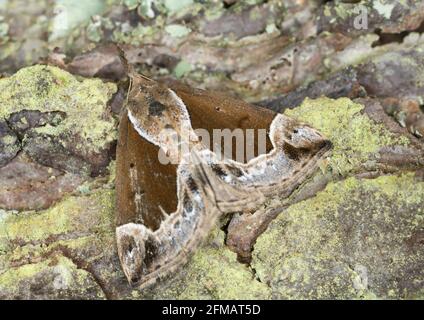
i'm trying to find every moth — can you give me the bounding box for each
[115,71,332,288]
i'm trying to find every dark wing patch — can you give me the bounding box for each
[149,100,166,116]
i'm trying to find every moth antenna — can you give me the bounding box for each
[137,73,154,81]
[115,43,152,81]
[126,76,133,106]
[115,43,131,75]
[114,43,133,109]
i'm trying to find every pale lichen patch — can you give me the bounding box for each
[285,97,409,176]
[0,255,106,299]
[0,65,117,153]
[0,189,114,244]
[373,0,395,19]
[146,229,271,299]
[0,187,116,299]
[252,174,424,299]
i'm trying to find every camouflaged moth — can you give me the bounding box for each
[115,71,331,288]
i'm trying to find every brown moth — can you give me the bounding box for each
[115,71,332,288]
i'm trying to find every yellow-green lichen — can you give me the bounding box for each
[252,173,424,299]
[107,160,117,185]
[0,259,51,288]
[333,3,357,20]
[362,173,424,205]
[0,189,114,244]
[0,135,16,145]
[324,6,332,17]
[0,65,117,153]
[149,229,271,300]
[0,255,106,299]
[285,97,409,176]
[0,185,116,299]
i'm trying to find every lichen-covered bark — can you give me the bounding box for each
[0,66,423,299]
[252,174,424,299]
[0,0,424,299]
[0,65,117,210]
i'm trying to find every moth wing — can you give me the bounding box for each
[115,110,178,231]
[190,151,265,213]
[171,82,276,160]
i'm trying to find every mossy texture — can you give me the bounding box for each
[252,173,424,299]
[0,65,117,152]
[0,65,118,177]
[0,255,106,299]
[0,64,271,299]
[0,69,421,299]
[144,230,271,300]
[0,189,270,299]
[0,189,116,299]
[0,189,114,243]
[285,97,409,176]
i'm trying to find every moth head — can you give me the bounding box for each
[116,223,147,285]
[126,74,194,149]
[271,114,332,152]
